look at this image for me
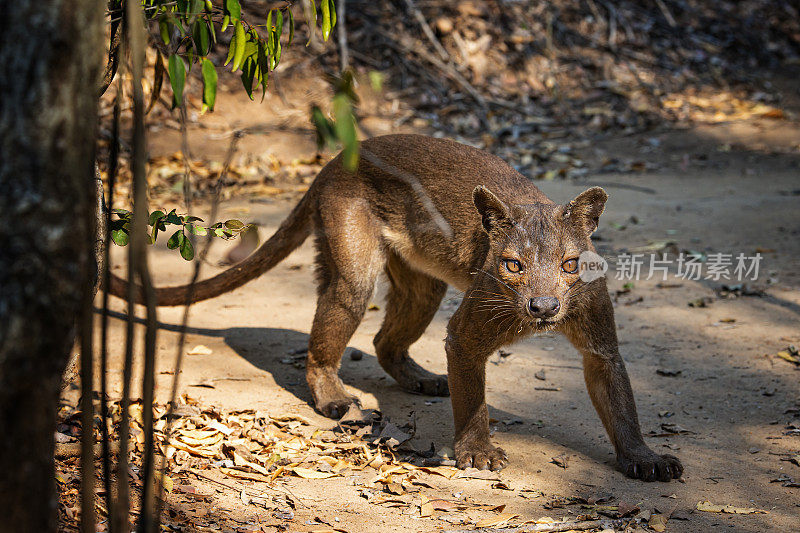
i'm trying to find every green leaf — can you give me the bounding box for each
[112,208,131,216]
[304,0,317,45]
[146,51,165,114]
[224,27,237,66]
[207,16,216,43]
[193,19,210,55]
[159,16,171,45]
[167,230,183,250]
[183,215,204,223]
[224,219,245,230]
[186,47,195,72]
[368,70,384,92]
[187,224,208,236]
[274,10,283,65]
[287,8,295,45]
[333,94,359,171]
[167,55,187,108]
[240,57,256,99]
[311,105,336,150]
[111,228,129,246]
[165,209,182,225]
[180,236,195,260]
[329,0,337,28]
[226,0,241,23]
[148,210,165,226]
[321,0,331,41]
[257,41,269,99]
[266,10,274,55]
[232,21,246,71]
[189,0,204,21]
[244,30,259,59]
[201,58,218,111]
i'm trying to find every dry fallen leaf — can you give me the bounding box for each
[187,344,213,355]
[220,467,272,483]
[776,350,799,365]
[420,494,433,517]
[696,501,766,514]
[649,513,668,532]
[157,472,173,493]
[272,413,313,425]
[292,467,339,479]
[458,467,502,480]
[475,512,519,528]
[551,453,569,469]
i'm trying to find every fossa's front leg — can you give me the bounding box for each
[445,319,508,471]
[561,284,683,481]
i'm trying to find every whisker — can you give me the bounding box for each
[469,289,512,299]
[473,268,523,297]
[486,312,515,326]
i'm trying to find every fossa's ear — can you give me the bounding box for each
[564,187,608,234]
[473,186,512,234]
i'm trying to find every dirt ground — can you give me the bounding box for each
[72,68,800,532]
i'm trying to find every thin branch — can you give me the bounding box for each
[385,33,487,111]
[113,0,147,528]
[654,0,677,27]
[403,0,450,63]
[126,1,159,529]
[79,202,96,533]
[443,519,624,533]
[153,123,244,523]
[99,14,122,97]
[98,80,122,530]
[337,0,349,72]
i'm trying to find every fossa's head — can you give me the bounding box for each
[472,185,608,328]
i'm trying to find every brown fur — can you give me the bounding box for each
[107,134,682,481]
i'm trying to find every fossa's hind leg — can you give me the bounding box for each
[374,250,449,396]
[306,205,383,418]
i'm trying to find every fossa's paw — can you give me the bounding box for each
[317,396,361,419]
[618,447,683,482]
[456,442,508,471]
[389,356,449,396]
[409,373,449,396]
[308,368,361,419]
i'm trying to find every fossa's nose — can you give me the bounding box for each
[528,296,560,319]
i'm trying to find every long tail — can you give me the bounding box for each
[106,191,314,306]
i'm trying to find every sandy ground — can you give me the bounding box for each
[89,119,800,533]
[72,65,800,531]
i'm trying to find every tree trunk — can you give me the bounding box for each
[0,1,104,531]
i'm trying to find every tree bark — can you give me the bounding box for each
[0,1,104,531]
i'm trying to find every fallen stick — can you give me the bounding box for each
[386,33,487,110]
[403,0,450,63]
[444,518,623,533]
[189,469,308,508]
[654,0,677,27]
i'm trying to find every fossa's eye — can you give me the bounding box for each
[504,259,523,273]
[562,258,579,274]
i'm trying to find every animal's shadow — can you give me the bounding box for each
[103,309,617,469]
